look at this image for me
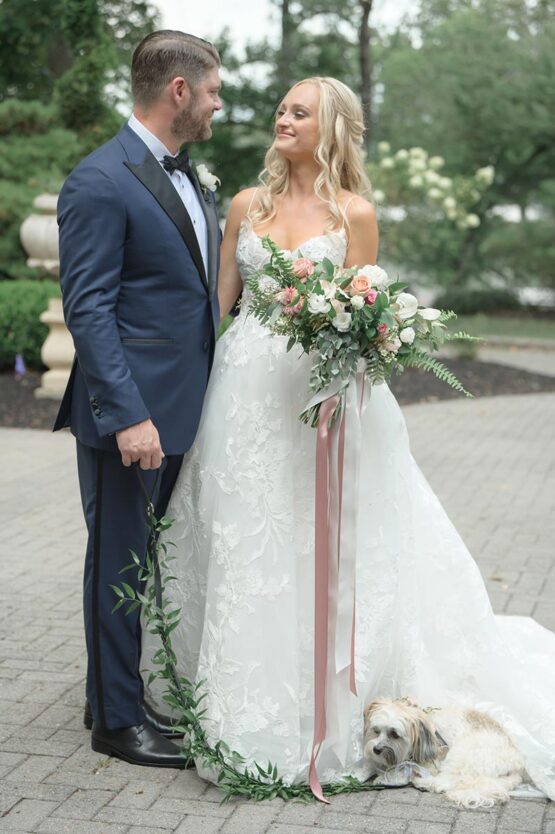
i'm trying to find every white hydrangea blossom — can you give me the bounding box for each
[465,213,481,228]
[475,165,495,185]
[428,155,445,170]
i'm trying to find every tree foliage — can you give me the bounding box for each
[375,0,555,288]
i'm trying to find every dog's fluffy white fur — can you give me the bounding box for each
[363,698,526,808]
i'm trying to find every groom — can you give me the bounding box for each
[54,31,221,766]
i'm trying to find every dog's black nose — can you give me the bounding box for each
[373,744,384,755]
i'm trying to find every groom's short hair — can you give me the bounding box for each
[131,30,220,106]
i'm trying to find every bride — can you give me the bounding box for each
[143,76,555,799]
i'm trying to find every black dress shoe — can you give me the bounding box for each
[84,699,185,739]
[91,722,189,768]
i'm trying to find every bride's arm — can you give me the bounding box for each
[343,197,379,268]
[218,188,257,320]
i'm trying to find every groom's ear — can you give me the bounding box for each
[170,76,191,105]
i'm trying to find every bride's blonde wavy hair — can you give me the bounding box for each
[249,76,372,232]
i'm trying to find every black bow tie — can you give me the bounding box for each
[161,149,191,176]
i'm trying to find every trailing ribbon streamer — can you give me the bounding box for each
[306,371,369,802]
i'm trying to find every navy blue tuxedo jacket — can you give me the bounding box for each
[54,124,220,455]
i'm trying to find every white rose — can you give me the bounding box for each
[399,326,416,344]
[475,165,494,185]
[372,189,385,204]
[409,175,423,188]
[465,213,481,228]
[395,292,419,320]
[419,307,441,320]
[351,294,365,309]
[332,311,352,332]
[443,196,456,210]
[377,141,391,155]
[424,170,440,184]
[428,187,442,200]
[439,176,452,189]
[196,163,220,191]
[429,155,445,170]
[380,157,395,169]
[357,264,391,291]
[308,293,331,314]
[395,148,409,160]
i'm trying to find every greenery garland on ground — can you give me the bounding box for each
[112,488,385,803]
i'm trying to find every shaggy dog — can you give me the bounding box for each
[363,697,526,808]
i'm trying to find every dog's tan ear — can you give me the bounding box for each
[363,699,384,721]
[412,717,440,763]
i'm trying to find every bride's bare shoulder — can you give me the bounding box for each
[224,188,260,236]
[341,191,377,226]
[230,187,260,215]
[341,192,378,265]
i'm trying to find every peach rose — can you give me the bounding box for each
[348,275,372,296]
[377,323,389,337]
[291,257,315,281]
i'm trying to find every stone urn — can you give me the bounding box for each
[20,193,74,399]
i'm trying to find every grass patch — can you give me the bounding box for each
[450,314,555,342]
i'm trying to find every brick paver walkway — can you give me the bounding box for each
[1,393,554,833]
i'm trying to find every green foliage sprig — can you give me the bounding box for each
[113,501,384,803]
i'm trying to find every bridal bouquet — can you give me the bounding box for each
[247,237,476,425]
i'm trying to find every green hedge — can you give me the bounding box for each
[432,286,521,315]
[0,279,61,370]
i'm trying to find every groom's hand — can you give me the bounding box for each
[116,419,164,470]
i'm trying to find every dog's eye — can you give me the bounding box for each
[388,729,399,740]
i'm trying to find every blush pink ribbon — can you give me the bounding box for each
[307,373,366,802]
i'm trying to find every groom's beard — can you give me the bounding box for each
[172,94,213,143]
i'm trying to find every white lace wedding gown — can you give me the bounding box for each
[143,224,555,797]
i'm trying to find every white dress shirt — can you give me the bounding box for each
[128,113,208,274]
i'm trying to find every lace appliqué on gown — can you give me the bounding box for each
[142,224,555,797]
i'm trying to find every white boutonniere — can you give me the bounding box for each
[196,163,220,196]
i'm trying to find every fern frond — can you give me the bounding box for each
[403,351,473,397]
[444,331,482,343]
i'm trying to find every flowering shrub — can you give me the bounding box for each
[368,144,496,288]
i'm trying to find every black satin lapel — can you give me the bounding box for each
[190,172,219,297]
[124,155,208,292]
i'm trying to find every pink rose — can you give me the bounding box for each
[348,275,372,296]
[276,286,303,315]
[283,299,304,316]
[377,323,389,337]
[291,257,315,281]
[365,289,378,305]
[276,286,299,306]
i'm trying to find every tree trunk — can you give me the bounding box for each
[276,0,296,94]
[359,0,373,148]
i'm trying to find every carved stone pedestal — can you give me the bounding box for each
[20,193,74,400]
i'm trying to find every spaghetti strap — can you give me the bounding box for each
[343,195,358,216]
[246,188,259,217]
[340,194,359,238]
